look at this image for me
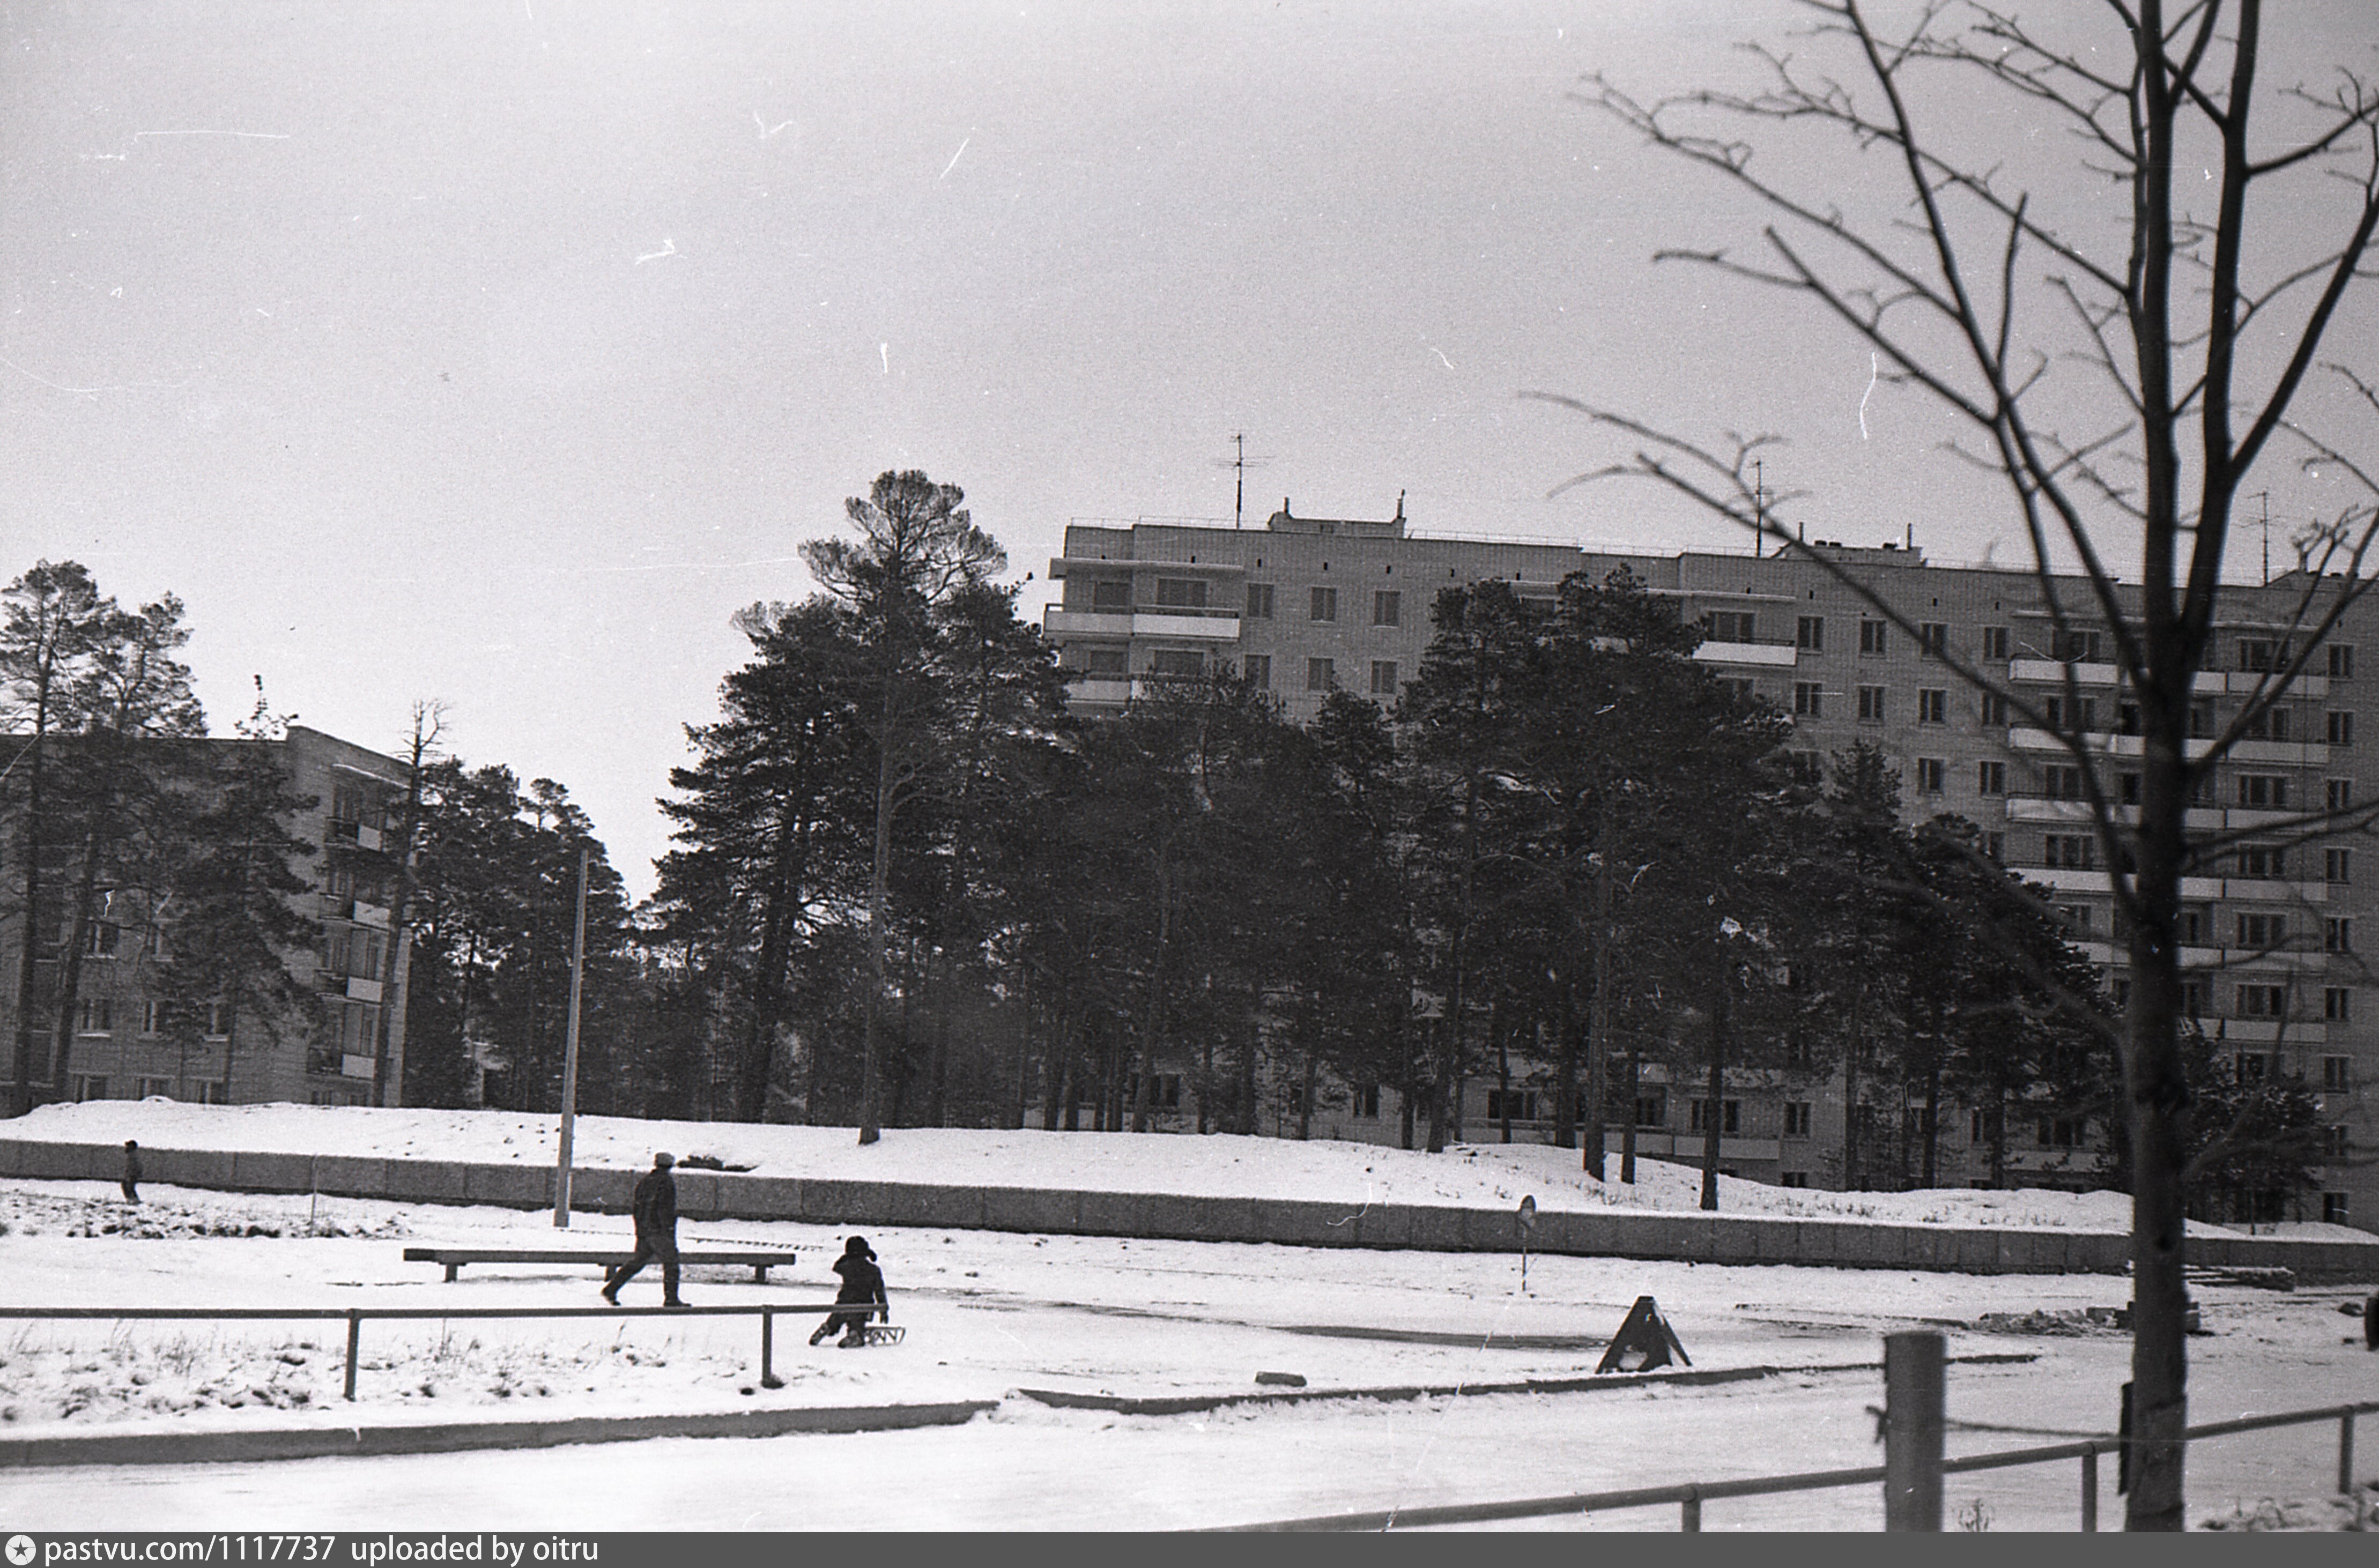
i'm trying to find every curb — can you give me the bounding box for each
[0,1399,1000,1470]
[1013,1350,2041,1417]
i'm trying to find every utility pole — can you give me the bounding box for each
[552,847,589,1228]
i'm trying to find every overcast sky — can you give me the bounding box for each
[7,1,2375,898]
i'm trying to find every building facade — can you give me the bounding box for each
[1,725,412,1110]
[1044,503,2374,1230]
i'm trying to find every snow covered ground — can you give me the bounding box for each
[16,1098,2368,1240]
[1,1103,2374,1530]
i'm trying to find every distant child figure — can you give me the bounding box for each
[602,1151,684,1306]
[121,1140,142,1204]
[811,1236,888,1346]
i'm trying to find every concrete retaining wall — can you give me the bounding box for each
[6,1138,2375,1281]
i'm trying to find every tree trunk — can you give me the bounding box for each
[1921,1061,1941,1188]
[1700,962,1727,1212]
[1133,852,1172,1133]
[1494,998,1511,1144]
[48,829,106,1109]
[10,700,54,1117]
[1620,1049,1640,1184]
[858,750,895,1144]
[1583,836,1615,1176]
[1296,1050,1315,1141]
[1555,971,1579,1153]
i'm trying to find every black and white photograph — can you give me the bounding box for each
[3,0,2377,1536]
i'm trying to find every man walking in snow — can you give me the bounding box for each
[603,1151,684,1306]
[121,1140,141,1204]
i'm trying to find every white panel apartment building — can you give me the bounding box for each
[1044,502,2374,1230]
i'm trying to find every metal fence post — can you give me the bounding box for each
[760,1305,780,1389]
[1883,1331,1945,1532]
[2341,1410,2357,1498]
[343,1309,362,1402]
[1678,1485,1700,1532]
[2080,1449,2098,1532]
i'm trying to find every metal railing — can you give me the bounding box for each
[0,1302,855,1402]
[1216,1396,2378,1532]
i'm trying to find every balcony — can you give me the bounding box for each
[327,820,386,852]
[1692,640,1800,669]
[307,1047,377,1080]
[1046,605,1243,642]
[349,900,392,930]
[345,976,383,1004]
[2204,1019,2326,1045]
[2198,670,2329,698]
[2010,659,2120,687]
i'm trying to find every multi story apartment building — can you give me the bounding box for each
[1044,502,2374,1230]
[1,725,412,1110]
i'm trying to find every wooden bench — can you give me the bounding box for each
[403,1246,804,1283]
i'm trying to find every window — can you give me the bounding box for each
[1917,622,1948,658]
[1784,1102,1813,1138]
[1242,654,1271,690]
[2237,637,2280,672]
[2236,774,2289,809]
[1147,648,1203,678]
[2323,1125,2351,1158]
[2235,1052,2269,1084]
[1856,686,1886,722]
[1779,1172,1811,1189]
[2329,711,2355,746]
[2243,706,2292,741]
[1369,660,1399,697]
[2323,1054,2352,1090]
[1373,590,1401,627]
[1091,579,1131,611]
[2046,696,2096,733]
[2037,1117,2084,1149]
[137,1076,172,1099]
[1917,688,1947,724]
[1352,1084,1381,1119]
[1982,626,2010,660]
[1310,586,1338,622]
[1722,677,1756,703]
[204,1001,231,1038]
[195,1079,226,1105]
[1970,1109,1988,1142]
[2328,848,2353,885]
[1785,751,1823,784]
[1633,1094,1667,1127]
[2055,628,2102,663]
[2112,977,2132,1010]
[2043,764,2086,800]
[1154,577,1207,608]
[2236,984,2287,1018]
[76,998,112,1035]
[2329,778,2354,813]
[1977,761,2006,796]
[139,1001,164,1036]
[1983,832,2005,860]
[2326,916,2354,953]
[2191,701,2217,739]
[72,1075,109,1103]
[1246,583,1274,619]
[84,922,120,957]
[2178,906,2208,945]
[2325,1193,2352,1224]
[2045,834,2094,869]
[2330,644,2355,680]
[1915,757,1945,793]
[1084,647,1127,675]
[1796,615,1825,651]
[1485,1089,1539,1121]
[2182,976,2211,1015]
[1706,610,1755,642]
[1688,1098,1741,1134]
[2236,912,2285,948]
[2058,904,2092,932]
[1793,682,1824,718]
[1784,1031,1815,1067]
[2325,990,2353,1024]
[1859,620,1887,655]
[2235,845,2286,879]
[2119,771,2142,805]
[1147,1073,1182,1109]
[1980,692,2009,726]
[1306,657,1336,692]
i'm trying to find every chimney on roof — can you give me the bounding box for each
[1395,490,1406,523]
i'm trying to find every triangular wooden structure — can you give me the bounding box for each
[1595,1294,1692,1374]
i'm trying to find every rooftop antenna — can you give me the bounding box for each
[1216,433,1272,529]
[2256,490,2270,584]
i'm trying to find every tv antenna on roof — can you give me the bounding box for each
[1216,433,1272,529]
[2255,489,2270,584]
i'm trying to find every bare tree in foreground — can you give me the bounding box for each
[1542,0,2379,1529]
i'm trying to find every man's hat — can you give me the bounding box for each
[654,1151,676,1167]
